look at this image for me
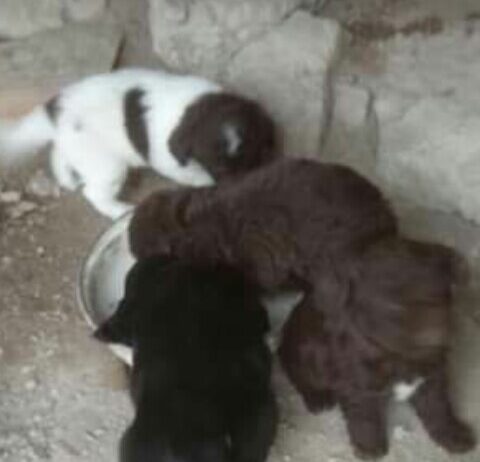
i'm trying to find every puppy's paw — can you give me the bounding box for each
[352,438,388,460]
[437,421,476,454]
[348,422,388,460]
[303,389,337,414]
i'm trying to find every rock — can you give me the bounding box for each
[25,379,38,391]
[360,25,480,224]
[322,82,378,181]
[0,0,106,39]
[225,12,342,157]
[148,0,303,78]
[0,20,122,118]
[63,0,106,22]
[302,0,330,16]
[378,95,480,223]
[0,191,21,204]
[8,200,37,219]
[0,0,63,39]
[26,170,60,198]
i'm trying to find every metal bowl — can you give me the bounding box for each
[77,212,136,365]
[77,212,303,365]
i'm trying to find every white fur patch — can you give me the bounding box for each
[393,378,424,401]
[223,123,241,156]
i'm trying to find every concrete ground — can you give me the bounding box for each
[1,1,480,462]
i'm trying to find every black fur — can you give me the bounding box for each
[124,87,150,160]
[45,94,61,125]
[95,257,277,462]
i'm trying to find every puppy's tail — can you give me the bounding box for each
[0,104,56,167]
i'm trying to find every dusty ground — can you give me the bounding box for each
[2,1,480,462]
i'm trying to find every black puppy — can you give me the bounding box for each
[95,256,277,462]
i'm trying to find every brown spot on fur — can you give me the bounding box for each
[45,95,61,125]
[124,87,150,161]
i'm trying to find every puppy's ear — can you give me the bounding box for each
[93,300,133,346]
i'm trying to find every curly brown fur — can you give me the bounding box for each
[129,159,397,291]
[169,93,277,180]
[278,240,475,458]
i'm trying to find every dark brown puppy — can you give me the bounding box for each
[129,159,396,291]
[128,159,475,457]
[279,238,474,459]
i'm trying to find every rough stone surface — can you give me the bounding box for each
[0,0,106,39]
[63,0,107,22]
[0,20,122,118]
[27,170,61,199]
[0,0,63,39]
[148,0,303,78]
[378,93,480,223]
[322,81,378,180]
[0,190,22,204]
[345,23,480,224]
[225,12,342,157]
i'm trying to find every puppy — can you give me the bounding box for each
[279,238,475,459]
[0,68,276,218]
[128,159,397,291]
[94,256,278,462]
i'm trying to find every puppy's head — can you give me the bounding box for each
[129,190,191,260]
[94,298,134,346]
[169,92,277,179]
[94,256,174,346]
[351,238,466,360]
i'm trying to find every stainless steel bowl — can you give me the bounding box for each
[77,212,303,365]
[77,212,136,365]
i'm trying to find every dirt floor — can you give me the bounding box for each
[2,1,480,462]
[2,181,480,462]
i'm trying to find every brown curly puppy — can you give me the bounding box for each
[279,238,475,459]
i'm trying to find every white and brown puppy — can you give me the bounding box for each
[0,68,276,218]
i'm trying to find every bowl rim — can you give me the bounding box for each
[76,211,134,331]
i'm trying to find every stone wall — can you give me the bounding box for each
[0,0,106,39]
[3,0,480,227]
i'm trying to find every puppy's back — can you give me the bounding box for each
[131,258,268,349]
[218,159,398,259]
